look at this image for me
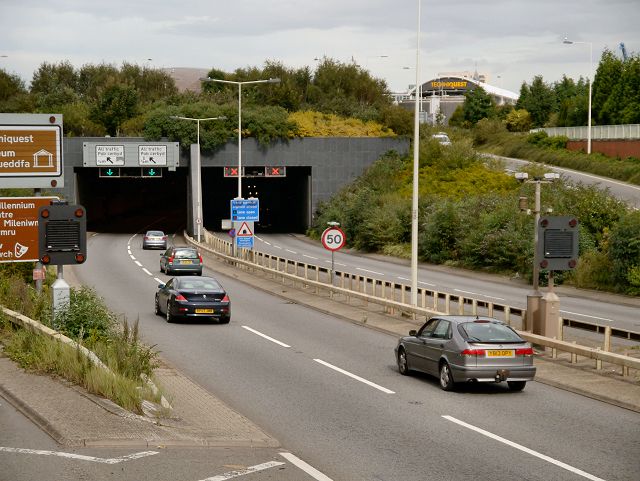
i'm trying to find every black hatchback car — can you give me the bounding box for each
[155,276,230,323]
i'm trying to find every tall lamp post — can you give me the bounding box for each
[411,0,422,308]
[563,37,593,154]
[199,77,281,199]
[170,115,226,243]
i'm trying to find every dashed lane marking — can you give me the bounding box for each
[202,460,285,481]
[135,261,143,267]
[442,416,606,481]
[356,267,384,276]
[560,310,614,323]
[454,289,505,301]
[279,452,334,481]
[142,268,152,276]
[241,326,291,348]
[313,359,395,394]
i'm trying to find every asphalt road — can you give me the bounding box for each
[67,232,640,481]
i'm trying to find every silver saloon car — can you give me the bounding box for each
[395,316,536,391]
[142,230,168,250]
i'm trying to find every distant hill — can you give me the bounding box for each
[162,67,209,93]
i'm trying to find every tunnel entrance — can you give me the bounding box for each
[76,166,311,234]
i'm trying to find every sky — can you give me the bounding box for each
[1,0,638,95]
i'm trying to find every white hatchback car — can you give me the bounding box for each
[432,132,451,146]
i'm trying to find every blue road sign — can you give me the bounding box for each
[231,198,259,222]
[236,235,254,249]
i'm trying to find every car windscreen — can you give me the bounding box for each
[147,231,164,236]
[458,322,523,343]
[178,279,221,290]
[174,249,198,259]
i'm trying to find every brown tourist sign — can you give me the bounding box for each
[0,197,58,263]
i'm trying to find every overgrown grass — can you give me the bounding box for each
[0,267,165,414]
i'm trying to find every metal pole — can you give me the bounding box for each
[410,0,421,307]
[34,188,43,293]
[331,250,335,285]
[238,83,242,199]
[587,42,593,155]
[532,181,541,291]
[196,119,202,243]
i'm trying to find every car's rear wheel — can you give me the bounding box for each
[439,361,455,391]
[397,348,410,375]
[219,316,230,324]
[154,295,161,316]
[507,381,526,392]
[166,302,174,323]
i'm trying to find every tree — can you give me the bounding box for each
[592,49,624,125]
[0,69,32,112]
[461,86,495,125]
[30,61,78,95]
[516,76,555,127]
[91,85,139,136]
[505,109,532,132]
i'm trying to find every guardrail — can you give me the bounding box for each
[192,230,640,378]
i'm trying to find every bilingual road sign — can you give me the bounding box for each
[231,198,259,222]
[0,114,64,188]
[0,196,59,263]
[236,236,254,249]
[138,145,167,166]
[234,221,254,249]
[95,145,125,166]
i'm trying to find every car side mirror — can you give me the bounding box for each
[409,330,417,336]
[158,283,165,288]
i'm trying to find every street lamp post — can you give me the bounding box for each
[199,77,281,199]
[170,115,226,243]
[411,0,422,308]
[563,37,593,154]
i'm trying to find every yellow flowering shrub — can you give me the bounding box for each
[289,111,397,137]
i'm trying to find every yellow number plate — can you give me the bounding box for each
[195,309,214,314]
[487,350,514,358]
[180,260,192,264]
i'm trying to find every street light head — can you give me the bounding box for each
[544,172,560,181]
[327,221,340,226]
[563,37,573,44]
[268,78,281,84]
[514,172,529,181]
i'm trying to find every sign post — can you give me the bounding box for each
[321,224,346,285]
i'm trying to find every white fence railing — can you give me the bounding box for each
[192,230,640,378]
[535,124,640,140]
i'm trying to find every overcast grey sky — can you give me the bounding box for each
[1,0,638,94]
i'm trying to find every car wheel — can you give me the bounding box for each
[154,295,161,316]
[160,264,164,274]
[507,381,526,392]
[166,302,174,323]
[197,270,202,276]
[439,361,455,391]
[219,316,230,324]
[397,348,410,375]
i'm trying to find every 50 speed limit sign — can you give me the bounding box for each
[321,227,346,251]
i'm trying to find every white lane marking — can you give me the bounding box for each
[356,267,385,276]
[127,249,132,256]
[324,260,347,266]
[91,233,99,237]
[553,165,640,190]
[264,241,272,246]
[242,326,291,348]
[279,452,334,481]
[313,359,395,394]
[286,249,297,254]
[134,261,143,267]
[142,268,153,276]
[273,245,282,249]
[399,276,437,287]
[130,255,136,260]
[0,447,158,464]
[442,416,606,481]
[560,310,614,323]
[454,289,505,301]
[202,460,285,481]
[303,254,318,260]
[154,277,164,284]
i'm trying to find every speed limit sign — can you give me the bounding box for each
[321,227,346,251]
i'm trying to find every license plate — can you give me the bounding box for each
[195,308,214,314]
[487,350,514,358]
[180,260,192,264]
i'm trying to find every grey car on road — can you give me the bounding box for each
[160,247,203,275]
[395,316,536,391]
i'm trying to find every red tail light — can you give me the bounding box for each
[175,294,187,301]
[199,255,203,263]
[168,256,174,263]
[461,349,486,356]
[222,294,230,303]
[516,347,534,356]
[144,235,149,240]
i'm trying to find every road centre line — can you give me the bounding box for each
[154,277,163,284]
[442,416,606,481]
[286,249,297,254]
[273,245,282,249]
[142,268,152,276]
[454,289,505,301]
[0,447,158,464]
[303,254,318,260]
[135,261,143,267]
[313,359,395,394]
[130,254,135,260]
[241,326,291,348]
[279,452,334,481]
[560,310,614,323]
[202,460,285,481]
[418,281,436,287]
[356,267,385,276]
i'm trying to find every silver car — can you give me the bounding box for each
[160,247,203,276]
[142,230,168,250]
[395,316,536,391]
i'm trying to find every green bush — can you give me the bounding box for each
[53,286,117,341]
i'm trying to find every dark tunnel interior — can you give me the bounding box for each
[77,167,311,235]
